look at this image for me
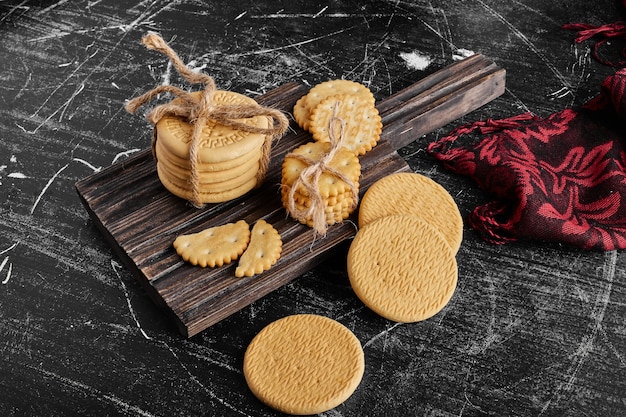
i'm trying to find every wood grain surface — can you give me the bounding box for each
[1,1,624,416]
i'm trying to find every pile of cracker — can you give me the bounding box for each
[282,80,383,230]
[155,90,271,204]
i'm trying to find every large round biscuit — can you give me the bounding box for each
[347,214,458,323]
[244,314,364,415]
[358,172,463,254]
[156,90,269,163]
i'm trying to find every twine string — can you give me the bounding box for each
[285,102,359,235]
[125,32,289,207]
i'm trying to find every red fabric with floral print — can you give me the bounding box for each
[427,69,626,250]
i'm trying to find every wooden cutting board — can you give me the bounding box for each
[76,54,505,338]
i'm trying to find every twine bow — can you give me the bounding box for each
[285,102,359,235]
[125,32,289,208]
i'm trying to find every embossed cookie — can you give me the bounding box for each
[156,90,270,163]
[358,172,463,254]
[243,314,364,415]
[309,94,382,155]
[347,214,458,323]
[157,163,258,203]
[235,220,282,278]
[155,139,262,173]
[173,220,251,267]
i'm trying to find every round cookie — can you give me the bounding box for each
[156,90,269,164]
[309,94,382,156]
[156,145,260,185]
[157,160,259,192]
[292,94,311,131]
[358,172,463,254]
[347,214,458,323]
[243,314,364,415]
[281,141,361,198]
[305,79,375,117]
[156,163,258,204]
[155,139,261,173]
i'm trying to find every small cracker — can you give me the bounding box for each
[358,172,463,254]
[347,214,457,323]
[309,94,382,156]
[173,220,251,268]
[305,80,375,117]
[235,220,282,278]
[243,314,364,415]
[281,141,361,198]
[292,94,311,131]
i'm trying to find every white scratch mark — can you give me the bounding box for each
[312,6,328,18]
[234,11,247,20]
[36,0,69,15]
[250,12,392,19]
[73,158,101,173]
[475,0,572,94]
[363,322,402,349]
[7,172,28,179]
[0,243,18,256]
[111,260,151,341]
[30,49,98,120]
[160,342,252,416]
[111,149,141,165]
[111,82,120,89]
[0,262,13,285]
[1,261,13,285]
[121,0,180,32]
[230,26,356,57]
[453,48,475,61]
[548,86,571,99]
[539,250,616,415]
[57,82,85,123]
[399,50,431,71]
[30,163,70,215]
[32,367,156,417]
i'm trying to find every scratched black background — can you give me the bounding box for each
[1,1,625,416]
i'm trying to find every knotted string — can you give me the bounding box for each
[285,102,359,235]
[563,21,626,67]
[125,32,289,208]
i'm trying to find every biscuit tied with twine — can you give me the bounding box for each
[284,103,359,235]
[125,33,289,208]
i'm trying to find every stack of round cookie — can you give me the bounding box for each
[281,141,361,229]
[347,172,463,323]
[154,90,270,204]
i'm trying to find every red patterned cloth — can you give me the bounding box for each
[427,69,626,250]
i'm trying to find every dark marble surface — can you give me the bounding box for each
[1,1,625,416]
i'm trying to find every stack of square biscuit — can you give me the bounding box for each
[154,90,270,204]
[282,80,382,230]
